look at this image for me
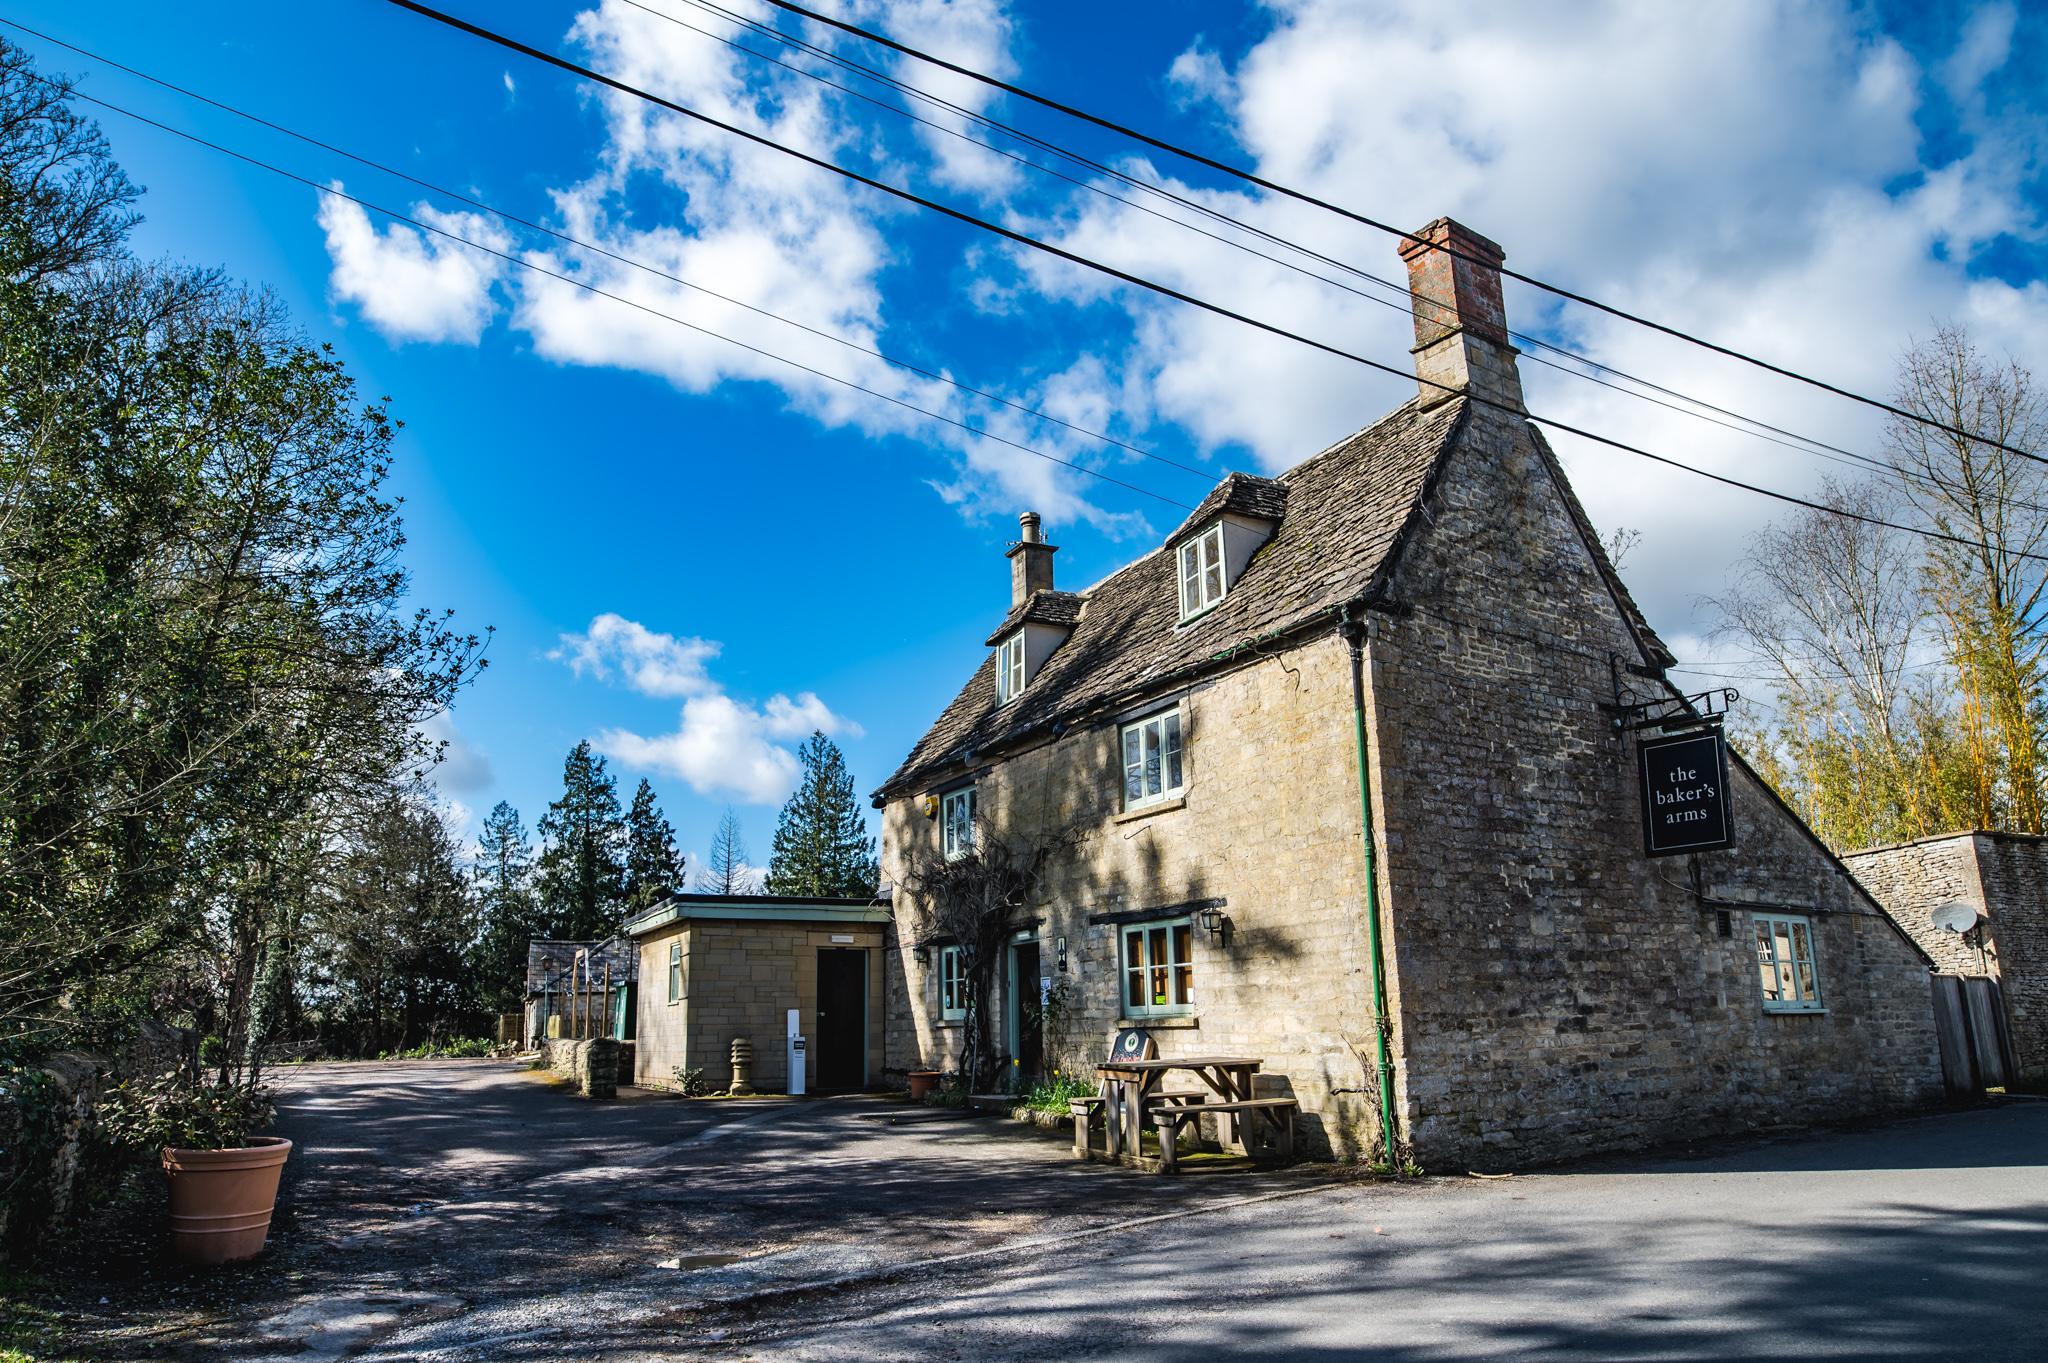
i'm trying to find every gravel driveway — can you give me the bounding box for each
[59,1062,2048,1361]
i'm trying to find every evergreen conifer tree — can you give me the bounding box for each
[470,801,541,1012]
[535,741,627,940]
[765,732,878,898]
[624,778,684,911]
[695,808,755,895]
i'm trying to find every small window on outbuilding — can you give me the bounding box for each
[666,941,683,1004]
[995,632,1025,705]
[1754,913,1823,1013]
[938,945,966,1021]
[1121,708,1184,809]
[1121,917,1195,1017]
[1178,522,1226,619]
[941,786,977,861]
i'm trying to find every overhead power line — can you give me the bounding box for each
[42,83,1196,511]
[0,16,1218,489]
[754,0,2048,468]
[377,0,2048,567]
[639,0,1938,491]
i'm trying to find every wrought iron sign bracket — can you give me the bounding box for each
[1609,686,1738,733]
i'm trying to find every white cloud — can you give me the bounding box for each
[1008,0,2048,694]
[417,709,495,794]
[502,70,517,97]
[316,189,512,343]
[550,612,720,698]
[555,612,859,803]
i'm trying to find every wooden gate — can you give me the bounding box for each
[1930,974,2020,1096]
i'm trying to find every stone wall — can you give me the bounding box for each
[882,632,1387,1160]
[0,1051,101,1259]
[541,1037,618,1099]
[1841,836,1990,975]
[1365,407,1942,1166]
[1847,832,2048,1086]
[880,409,1945,1169]
[634,919,886,1092]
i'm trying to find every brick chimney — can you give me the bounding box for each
[1398,217,1525,413]
[1006,511,1056,607]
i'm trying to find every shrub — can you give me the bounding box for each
[1022,1073,1095,1114]
[670,1067,708,1096]
[96,1072,274,1153]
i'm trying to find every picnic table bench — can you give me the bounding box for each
[1070,1030,1297,1171]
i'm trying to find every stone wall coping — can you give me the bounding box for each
[1843,829,2046,858]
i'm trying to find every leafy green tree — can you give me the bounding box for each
[695,807,754,895]
[765,732,878,898]
[470,801,541,1013]
[535,741,627,940]
[305,793,479,1056]
[623,779,683,913]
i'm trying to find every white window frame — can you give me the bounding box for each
[666,941,683,1004]
[994,631,1026,705]
[1753,912,1824,1013]
[1120,916,1196,1018]
[1178,522,1226,620]
[941,786,977,861]
[937,945,967,1021]
[1121,708,1185,810]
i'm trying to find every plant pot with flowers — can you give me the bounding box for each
[101,1071,287,1265]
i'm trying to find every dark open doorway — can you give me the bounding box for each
[1010,939,1043,1086]
[815,948,867,1091]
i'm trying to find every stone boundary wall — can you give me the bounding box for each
[0,1051,101,1260]
[1841,836,1988,975]
[541,1037,619,1099]
[1964,835,2048,1086]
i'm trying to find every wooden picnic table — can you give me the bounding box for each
[1095,1055,1263,1160]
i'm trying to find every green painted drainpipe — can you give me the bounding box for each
[1342,607,1401,1165]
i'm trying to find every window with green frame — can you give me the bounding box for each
[1754,913,1823,1012]
[938,945,967,1021]
[1121,917,1194,1016]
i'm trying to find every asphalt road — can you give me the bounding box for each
[737,1102,2048,1362]
[69,1061,2048,1361]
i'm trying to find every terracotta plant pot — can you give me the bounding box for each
[161,1136,292,1265]
[907,1069,941,1101]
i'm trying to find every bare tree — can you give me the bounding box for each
[1708,477,1935,844]
[1886,325,2048,831]
[694,808,755,895]
[894,821,1069,1093]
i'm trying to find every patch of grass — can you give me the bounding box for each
[378,1037,495,1060]
[0,1273,78,1363]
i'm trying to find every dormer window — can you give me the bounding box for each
[995,632,1025,704]
[1179,522,1226,619]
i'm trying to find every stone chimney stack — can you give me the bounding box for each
[1006,511,1056,607]
[1398,217,1525,413]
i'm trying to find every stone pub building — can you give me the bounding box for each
[875,217,1943,1167]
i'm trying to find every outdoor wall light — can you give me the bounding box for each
[911,944,931,967]
[1199,907,1229,946]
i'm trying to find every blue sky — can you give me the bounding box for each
[9,1,2043,872]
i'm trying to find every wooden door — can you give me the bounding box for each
[816,948,867,1091]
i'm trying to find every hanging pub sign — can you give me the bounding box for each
[1637,728,1733,857]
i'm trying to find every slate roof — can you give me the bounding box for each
[983,589,1086,647]
[1163,471,1290,547]
[876,396,1470,803]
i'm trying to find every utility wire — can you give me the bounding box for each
[0,16,1218,488]
[376,0,2048,567]
[646,0,1931,485]
[45,83,1194,511]
[756,0,2048,468]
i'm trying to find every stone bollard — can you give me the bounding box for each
[729,1037,755,1096]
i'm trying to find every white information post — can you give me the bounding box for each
[786,1007,806,1096]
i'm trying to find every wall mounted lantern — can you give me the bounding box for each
[1198,907,1229,946]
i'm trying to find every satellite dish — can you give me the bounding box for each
[1929,901,1980,934]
